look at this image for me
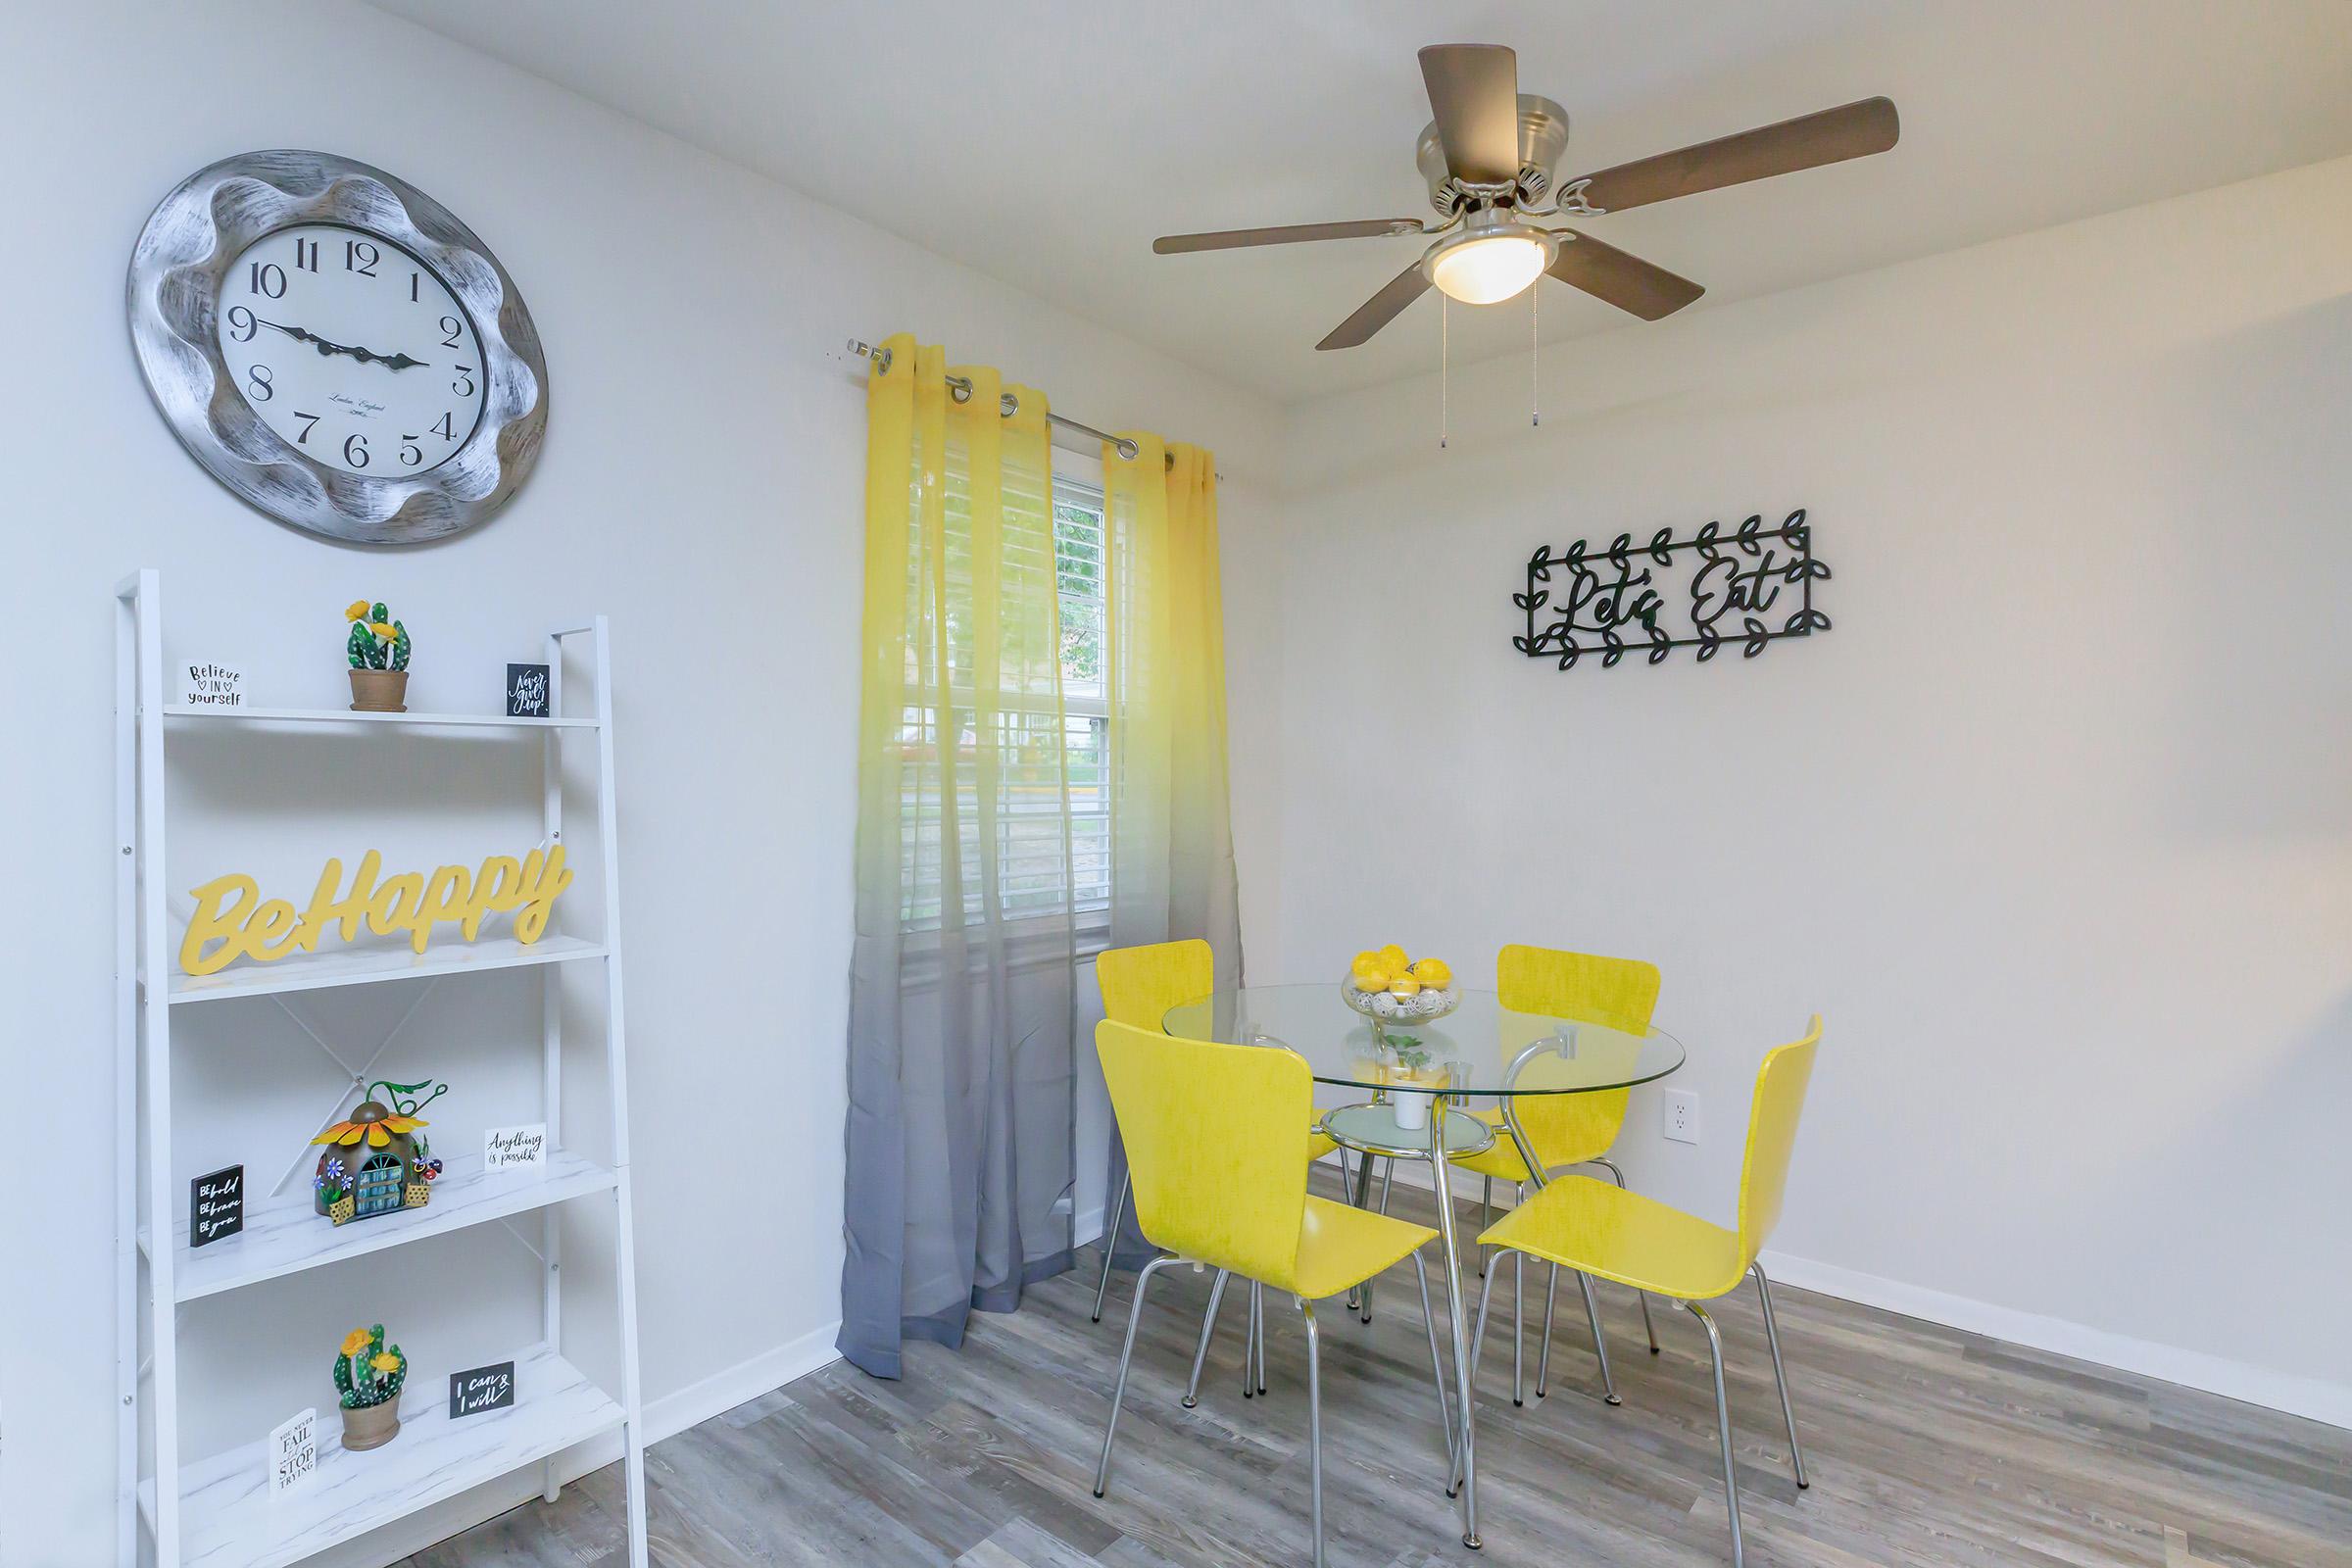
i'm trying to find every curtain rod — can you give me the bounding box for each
[844,339,1217,477]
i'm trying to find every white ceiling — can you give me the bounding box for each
[368,0,2352,403]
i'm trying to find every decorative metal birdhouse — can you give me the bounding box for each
[313,1078,448,1226]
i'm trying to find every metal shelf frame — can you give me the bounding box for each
[114,570,647,1568]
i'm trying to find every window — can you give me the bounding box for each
[1056,477,1111,934]
[898,465,1112,948]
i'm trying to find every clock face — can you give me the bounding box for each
[215,222,489,477]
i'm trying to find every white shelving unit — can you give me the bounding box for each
[116,570,647,1568]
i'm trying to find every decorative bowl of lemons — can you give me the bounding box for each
[1342,945,1459,1027]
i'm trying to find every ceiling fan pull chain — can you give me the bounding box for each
[1440,294,1449,451]
[1531,282,1541,427]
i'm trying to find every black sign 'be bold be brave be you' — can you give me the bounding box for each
[191,1164,244,1248]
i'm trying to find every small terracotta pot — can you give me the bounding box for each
[341,1398,401,1452]
[349,668,410,712]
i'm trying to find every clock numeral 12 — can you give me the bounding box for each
[345,239,379,277]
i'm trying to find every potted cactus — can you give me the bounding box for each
[332,1324,408,1451]
[344,599,412,711]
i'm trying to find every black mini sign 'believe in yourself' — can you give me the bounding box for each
[190,1164,244,1248]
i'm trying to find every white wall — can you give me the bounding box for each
[0,4,1284,1563]
[1248,152,2352,1426]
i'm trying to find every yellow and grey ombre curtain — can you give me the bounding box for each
[840,334,1078,1379]
[1097,434,1244,1273]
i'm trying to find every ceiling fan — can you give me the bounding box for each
[1152,44,1899,351]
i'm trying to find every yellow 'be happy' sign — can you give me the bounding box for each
[180,847,573,977]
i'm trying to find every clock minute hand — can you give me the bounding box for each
[251,318,429,370]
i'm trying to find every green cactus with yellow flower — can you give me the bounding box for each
[332,1324,408,1410]
[345,601,411,672]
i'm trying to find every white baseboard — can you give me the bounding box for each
[645,1318,844,1439]
[1208,1152,2352,1433]
[1755,1249,2352,1433]
[317,1323,846,1568]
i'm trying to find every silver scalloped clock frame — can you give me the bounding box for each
[127,150,546,545]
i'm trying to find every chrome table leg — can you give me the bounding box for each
[1412,1251,1456,1462]
[1426,1114,1480,1548]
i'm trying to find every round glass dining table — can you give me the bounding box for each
[1161,986,1687,1551]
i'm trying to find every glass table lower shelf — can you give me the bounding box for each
[1322,1102,1496,1160]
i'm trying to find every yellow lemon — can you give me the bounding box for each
[1389,973,1422,998]
[1411,957,1452,989]
[1377,943,1409,974]
[1352,949,1381,970]
[1353,968,1391,993]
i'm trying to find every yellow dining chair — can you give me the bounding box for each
[1445,945,1662,1406]
[1093,1019,1451,1568]
[1092,940,1341,1404]
[1466,1016,1824,1567]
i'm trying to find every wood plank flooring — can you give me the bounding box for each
[408,1178,2352,1568]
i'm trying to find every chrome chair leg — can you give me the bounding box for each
[1093,1174,1132,1324]
[1183,1269,1232,1409]
[1535,1261,1558,1397]
[1411,1251,1456,1463]
[1686,1299,1744,1567]
[1592,1157,1660,1353]
[1250,1284,1270,1396]
[1300,1297,1326,1568]
[1095,1254,1175,1497]
[1751,1261,1809,1489]
[1578,1269,1622,1405]
[1511,1182,1526,1406]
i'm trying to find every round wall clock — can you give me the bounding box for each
[127,150,546,545]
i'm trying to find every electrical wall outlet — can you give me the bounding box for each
[1662,1088,1700,1145]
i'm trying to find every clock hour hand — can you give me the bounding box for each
[251,317,429,371]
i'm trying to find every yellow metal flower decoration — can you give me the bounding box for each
[313,1111,428,1148]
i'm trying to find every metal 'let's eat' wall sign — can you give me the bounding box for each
[1513,509,1831,669]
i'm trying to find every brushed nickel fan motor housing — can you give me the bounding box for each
[1417,94,1572,214]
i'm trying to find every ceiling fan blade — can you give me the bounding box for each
[1153,219,1425,255]
[1317,264,1432,351]
[1573,96,1899,214]
[1418,44,1521,185]
[1546,231,1705,320]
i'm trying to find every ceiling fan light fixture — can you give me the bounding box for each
[1424,220,1552,305]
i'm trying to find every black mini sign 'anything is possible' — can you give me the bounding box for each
[1514,508,1831,669]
